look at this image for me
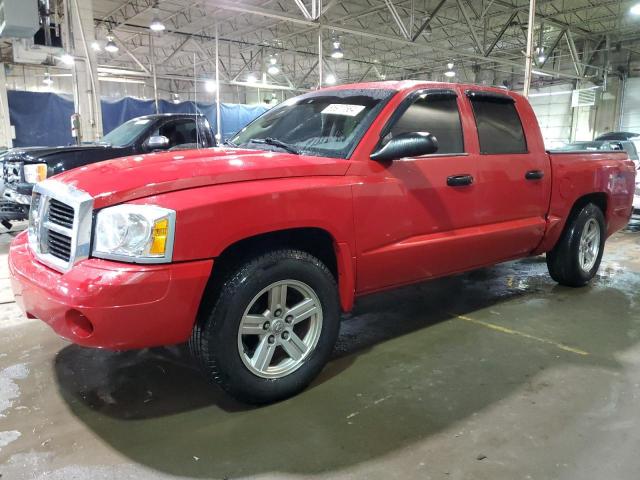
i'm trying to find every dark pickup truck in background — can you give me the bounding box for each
[0,113,216,229]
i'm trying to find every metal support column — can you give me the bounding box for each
[64,0,102,142]
[523,0,536,97]
[318,28,323,88]
[215,22,222,141]
[150,33,159,113]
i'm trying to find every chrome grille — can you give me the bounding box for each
[48,199,75,229]
[28,180,93,273]
[47,229,72,261]
[3,161,22,187]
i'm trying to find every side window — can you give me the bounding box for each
[198,118,214,146]
[390,94,464,154]
[159,119,198,148]
[469,96,527,154]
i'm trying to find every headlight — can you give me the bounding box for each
[92,204,176,263]
[23,164,48,184]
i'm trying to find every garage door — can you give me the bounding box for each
[527,84,573,148]
[621,77,640,133]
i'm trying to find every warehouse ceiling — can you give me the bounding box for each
[5,0,640,92]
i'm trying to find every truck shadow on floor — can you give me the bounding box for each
[53,250,640,478]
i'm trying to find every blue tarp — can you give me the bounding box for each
[7,90,269,147]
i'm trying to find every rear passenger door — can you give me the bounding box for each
[467,90,549,259]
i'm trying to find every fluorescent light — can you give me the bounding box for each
[204,79,217,92]
[150,17,165,31]
[631,2,640,14]
[98,77,146,84]
[528,90,573,97]
[444,70,456,78]
[532,69,553,77]
[91,41,101,51]
[325,73,336,84]
[247,73,258,83]
[269,56,278,65]
[60,53,74,65]
[267,64,279,75]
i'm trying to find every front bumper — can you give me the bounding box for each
[9,232,213,350]
[0,188,31,222]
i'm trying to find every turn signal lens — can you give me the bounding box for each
[150,218,169,255]
[23,164,48,183]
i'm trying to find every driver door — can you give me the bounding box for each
[353,89,483,293]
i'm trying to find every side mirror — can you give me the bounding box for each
[144,135,170,151]
[371,132,439,162]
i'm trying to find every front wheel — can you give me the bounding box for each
[546,202,606,287]
[190,250,340,404]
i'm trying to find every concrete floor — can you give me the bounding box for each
[1,224,640,480]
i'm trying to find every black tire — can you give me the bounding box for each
[546,202,606,287]
[190,249,340,404]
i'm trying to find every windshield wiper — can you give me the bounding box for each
[250,137,299,155]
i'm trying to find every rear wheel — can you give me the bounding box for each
[546,202,606,287]
[190,249,340,404]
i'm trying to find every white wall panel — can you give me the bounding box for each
[621,77,640,133]
[527,83,573,147]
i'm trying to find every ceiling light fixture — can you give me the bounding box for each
[60,53,74,65]
[105,35,119,53]
[444,62,456,78]
[325,73,337,85]
[150,16,165,31]
[91,41,101,51]
[330,40,344,59]
[247,73,258,83]
[171,92,180,104]
[204,79,217,92]
[631,2,640,14]
[536,46,546,63]
[43,73,53,86]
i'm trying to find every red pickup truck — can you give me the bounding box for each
[9,81,636,404]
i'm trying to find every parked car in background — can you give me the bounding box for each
[0,113,216,229]
[595,131,639,141]
[9,81,636,404]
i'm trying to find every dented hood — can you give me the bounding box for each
[53,147,349,208]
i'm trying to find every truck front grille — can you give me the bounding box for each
[47,229,72,261]
[28,180,93,273]
[3,161,22,187]
[48,199,75,228]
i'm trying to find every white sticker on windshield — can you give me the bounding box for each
[321,104,366,117]
[134,119,151,125]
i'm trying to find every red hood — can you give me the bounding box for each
[53,147,349,208]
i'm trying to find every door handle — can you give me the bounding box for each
[447,174,474,187]
[525,170,544,180]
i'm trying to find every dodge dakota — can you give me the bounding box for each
[0,113,215,229]
[9,81,636,404]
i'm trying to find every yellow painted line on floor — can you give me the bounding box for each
[449,313,590,356]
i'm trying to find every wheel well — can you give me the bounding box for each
[569,192,608,221]
[202,228,338,302]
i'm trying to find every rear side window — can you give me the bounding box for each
[390,94,464,154]
[469,95,527,154]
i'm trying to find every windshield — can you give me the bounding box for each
[100,117,154,147]
[231,89,395,159]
